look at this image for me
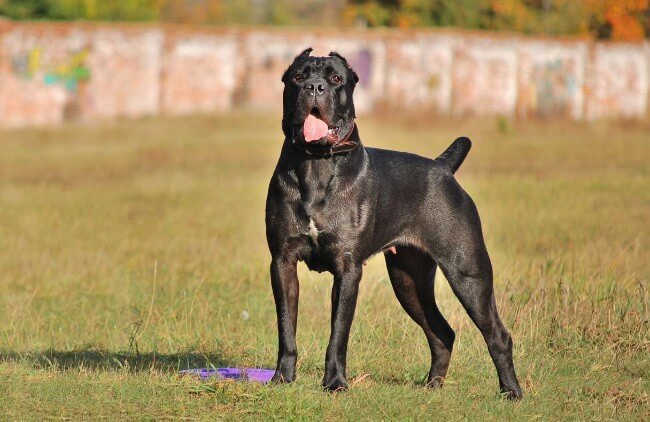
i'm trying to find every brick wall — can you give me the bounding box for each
[0,21,648,128]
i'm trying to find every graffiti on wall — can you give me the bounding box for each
[11,47,91,92]
[347,49,372,89]
[530,58,578,117]
[0,25,648,128]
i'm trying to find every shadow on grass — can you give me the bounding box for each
[0,348,231,373]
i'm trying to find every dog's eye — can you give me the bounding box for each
[292,74,304,83]
[331,75,342,84]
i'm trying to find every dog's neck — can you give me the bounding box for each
[278,127,366,203]
[295,145,367,212]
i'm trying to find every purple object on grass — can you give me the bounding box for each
[180,367,275,383]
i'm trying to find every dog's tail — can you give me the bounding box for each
[434,136,472,174]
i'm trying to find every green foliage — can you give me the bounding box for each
[0,0,647,39]
[0,0,49,19]
[268,1,295,26]
[47,0,160,21]
[433,0,484,29]
[345,0,392,26]
[345,0,648,38]
[0,0,159,21]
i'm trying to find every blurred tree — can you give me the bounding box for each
[431,0,484,29]
[392,0,436,27]
[342,0,392,27]
[527,0,591,36]
[157,0,223,24]
[343,0,648,39]
[483,0,534,32]
[0,0,647,39]
[44,0,159,21]
[583,0,649,40]
[0,0,50,19]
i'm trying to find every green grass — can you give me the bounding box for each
[0,112,648,420]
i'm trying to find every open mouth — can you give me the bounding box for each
[310,106,322,120]
[302,107,341,143]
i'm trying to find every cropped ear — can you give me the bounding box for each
[295,47,313,60]
[281,67,290,83]
[350,68,359,83]
[282,47,313,82]
[328,51,348,65]
[329,51,359,84]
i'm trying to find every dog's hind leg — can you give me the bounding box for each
[385,246,455,388]
[437,244,523,400]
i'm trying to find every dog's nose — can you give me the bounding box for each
[304,79,327,96]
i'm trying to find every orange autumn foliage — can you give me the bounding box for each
[583,0,649,40]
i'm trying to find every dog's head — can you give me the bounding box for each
[281,48,359,146]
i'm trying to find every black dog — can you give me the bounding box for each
[265,48,522,399]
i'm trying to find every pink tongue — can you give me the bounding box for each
[303,114,329,142]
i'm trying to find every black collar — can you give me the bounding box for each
[290,124,359,158]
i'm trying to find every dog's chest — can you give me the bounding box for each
[295,195,347,252]
[305,217,320,245]
[296,198,366,252]
[285,154,371,270]
[297,212,341,272]
[297,211,333,246]
[294,163,339,244]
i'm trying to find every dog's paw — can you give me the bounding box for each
[271,371,295,384]
[271,355,297,384]
[322,376,348,392]
[500,386,523,401]
[425,375,445,389]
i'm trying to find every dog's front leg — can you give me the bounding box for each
[323,260,362,391]
[270,256,299,383]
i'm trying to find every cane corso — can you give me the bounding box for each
[265,48,523,399]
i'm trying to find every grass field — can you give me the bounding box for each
[0,112,648,420]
